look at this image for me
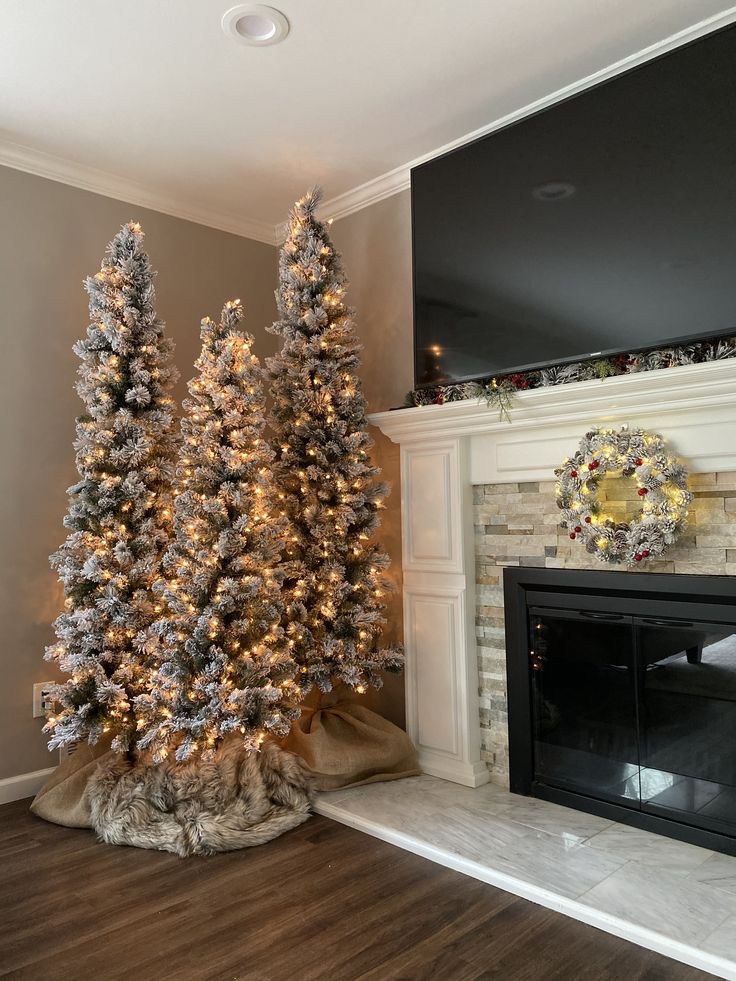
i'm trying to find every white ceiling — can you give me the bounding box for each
[2,1,735,243]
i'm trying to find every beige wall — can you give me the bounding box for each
[331,190,414,727]
[331,191,414,414]
[0,165,279,780]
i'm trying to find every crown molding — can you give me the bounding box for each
[321,164,412,224]
[273,219,289,247]
[321,5,736,224]
[3,6,735,242]
[0,138,280,246]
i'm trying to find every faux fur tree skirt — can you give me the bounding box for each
[87,738,313,857]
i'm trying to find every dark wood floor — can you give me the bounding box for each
[0,799,712,981]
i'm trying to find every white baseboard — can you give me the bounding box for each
[418,750,491,788]
[314,798,736,981]
[0,767,56,805]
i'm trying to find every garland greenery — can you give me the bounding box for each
[406,335,736,419]
[478,377,517,422]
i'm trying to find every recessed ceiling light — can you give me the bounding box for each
[532,181,576,202]
[221,4,290,46]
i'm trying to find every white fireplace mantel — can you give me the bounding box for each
[368,360,736,787]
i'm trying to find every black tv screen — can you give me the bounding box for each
[412,24,736,388]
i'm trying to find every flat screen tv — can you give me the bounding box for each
[412,23,736,388]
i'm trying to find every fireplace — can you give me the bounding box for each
[504,567,736,854]
[369,360,736,799]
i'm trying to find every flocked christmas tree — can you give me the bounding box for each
[45,223,179,753]
[136,301,299,762]
[267,189,403,695]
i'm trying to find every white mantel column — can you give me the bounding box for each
[396,436,489,787]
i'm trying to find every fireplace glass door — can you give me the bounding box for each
[637,618,736,835]
[529,609,640,807]
[529,605,736,835]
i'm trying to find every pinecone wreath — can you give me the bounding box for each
[555,427,692,565]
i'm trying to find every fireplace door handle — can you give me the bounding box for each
[641,618,694,627]
[579,611,624,621]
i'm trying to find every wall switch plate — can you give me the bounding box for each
[32,682,56,719]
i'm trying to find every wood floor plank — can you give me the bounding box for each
[0,799,713,981]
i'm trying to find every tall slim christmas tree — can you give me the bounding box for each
[45,223,179,753]
[136,301,298,762]
[266,189,403,696]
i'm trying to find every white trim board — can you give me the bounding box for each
[314,797,736,981]
[0,767,55,806]
[2,6,735,240]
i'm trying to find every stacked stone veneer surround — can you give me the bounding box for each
[474,472,736,786]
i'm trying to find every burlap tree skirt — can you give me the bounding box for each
[32,738,312,857]
[31,693,418,850]
[278,688,420,791]
[31,736,115,829]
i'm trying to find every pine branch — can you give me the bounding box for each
[479,378,516,422]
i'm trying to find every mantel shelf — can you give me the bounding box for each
[369,360,736,483]
[369,360,736,444]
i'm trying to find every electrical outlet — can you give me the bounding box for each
[32,682,56,719]
[59,742,78,762]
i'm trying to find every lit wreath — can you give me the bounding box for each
[555,427,692,565]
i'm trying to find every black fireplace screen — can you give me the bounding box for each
[504,568,736,853]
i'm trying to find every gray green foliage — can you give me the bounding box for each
[266,189,403,694]
[135,302,298,762]
[45,223,179,753]
[478,378,517,422]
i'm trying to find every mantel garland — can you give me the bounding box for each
[406,335,736,419]
[555,427,692,565]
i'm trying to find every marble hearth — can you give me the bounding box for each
[315,775,736,979]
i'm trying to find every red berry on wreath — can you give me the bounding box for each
[574,526,582,533]
[634,458,643,467]
[570,470,578,478]
[634,553,643,561]
[637,487,648,496]
[585,516,592,523]
[641,549,650,558]
[569,532,576,540]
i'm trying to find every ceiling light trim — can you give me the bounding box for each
[221,4,290,46]
[0,138,280,245]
